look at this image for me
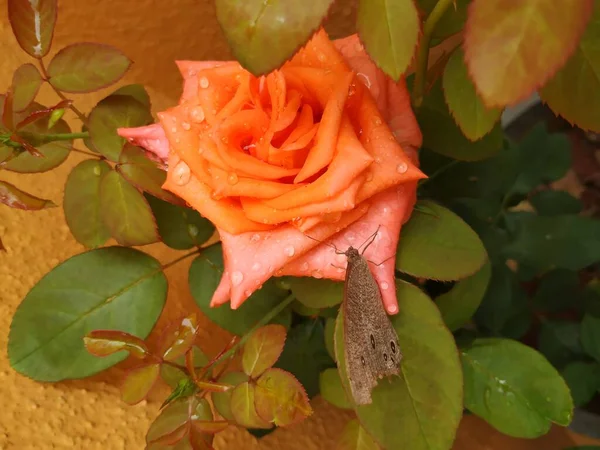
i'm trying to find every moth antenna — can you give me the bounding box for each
[359,225,382,255]
[367,254,395,267]
[303,232,344,254]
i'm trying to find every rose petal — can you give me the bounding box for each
[118,124,170,160]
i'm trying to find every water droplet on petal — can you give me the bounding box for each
[284,246,295,257]
[171,126,177,133]
[181,122,191,131]
[173,161,191,186]
[300,262,309,272]
[312,270,323,279]
[251,262,261,271]
[381,281,389,290]
[251,234,261,242]
[231,271,244,286]
[227,172,239,185]
[190,106,205,123]
[373,117,382,126]
[317,52,326,63]
[244,289,252,297]
[396,162,408,174]
[200,77,210,89]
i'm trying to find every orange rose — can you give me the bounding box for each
[119,29,425,314]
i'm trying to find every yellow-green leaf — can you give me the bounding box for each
[84,330,148,359]
[12,64,43,112]
[229,382,273,429]
[337,419,381,450]
[212,371,250,421]
[319,368,352,410]
[121,363,160,405]
[242,324,287,378]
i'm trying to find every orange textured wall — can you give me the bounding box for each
[1,1,599,449]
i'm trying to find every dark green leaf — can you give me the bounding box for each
[319,368,352,409]
[461,338,573,438]
[8,247,167,381]
[324,317,336,361]
[288,277,343,309]
[582,314,600,363]
[533,269,582,313]
[215,0,335,75]
[99,170,159,247]
[396,200,487,281]
[12,64,43,112]
[112,84,151,109]
[146,194,215,250]
[188,244,291,335]
[8,0,56,57]
[212,371,249,421]
[0,180,55,210]
[561,361,600,407]
[64,160,112,249]
[538,320,585,369]
[530,190,583,216]
[47,43,132,93]
[291,300,320,317]
[335,280,463,450]
[417,0,469,39]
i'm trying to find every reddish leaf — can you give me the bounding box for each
[0,180,55,210]
[9,134,43,158]
[191,398,213,422]
[254,368,312,427]
[161,346,209,389]
[12,64,43,112]
[242,324,287,378]
[8,0,57,58]
[188,428,215,450]
[3,91,14,130]
[47,43,132,93]
[212,372,250,421]
[150,424,188,446]
[122,363,161,405]
[540,4,600,132]
[336,419,381,450]
[191,420,228,434]
[147,399,193,444]
[161,314,199,362]
[83,329,149,359]
[15,99,71,130]
[464,0,594,107]
[229,382,273,429]
[117,145,185,205]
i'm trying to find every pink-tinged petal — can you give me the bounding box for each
[117,124,170,161]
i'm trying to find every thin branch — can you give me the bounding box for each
[38,58,88,123]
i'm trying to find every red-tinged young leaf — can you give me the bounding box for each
[191,421,228,434]
[88,95,153,161]
[191,398,213,422]
[117,145,184,205]
[83,329,149,359]
[357,0,420,80]
[64,160,112,248]
[47,43,132,93]
[188,428,215,450]
[442,47,502,141]
[162,315,199,362]
[147,399,194,444]
[9,134,43,158]
[242,324,287,378]
[212,371,250,421]
[150,424,189,446]
[99,170,159,247]
[161,346,210,389]
[464,0,594,107]
[0,180,55,210]
[15,99,71,129]
[337,419,381,450]
[215,0,335,76]
[540,4,600,132]
[3,91,14,130]
[229,382,273,429]
[122,363,161,405]
[8,0,57,58]
[12,64,43,112]
[254,368,313,427]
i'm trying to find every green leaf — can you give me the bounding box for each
[161,378,198,410]
[64,159,112,249]
[83,330,148,359]
[337,419,381,450]
[416,81,504,161]
[538,320,585,369]
[442,48,502,141]
[147,398,193,444]
[503,215,600,271]
[160,346,209,389]
[357,0,420,80]
[436,261,492,331]
[417,0,469,40]
[0,180,55,210]
[561,361,600,407]
[461,338,573,438]
[275,319,335,398]
[242,324,287,378]
[160,315,199,362]
[7,0,56,58]
[112,84,151,109]
[215,0,335,76]
[145,194,215,250]
[121,363,160,405]
[288,277,343,309]
[88,94,153,161]
[230,382,273,429]
[530,190,583,216]
[47,43,132,93]
[540,3,600,132]
[8,247,167,381]
[319,368,352,410]
[12,64,43,112]
[533,269,582,313]
[188,244,290,335]
[212,371,249,421]
[99,170,159,247]
[396,200,487,281]
[292,300,320,317]
[334,281,463,450]
[582,314,600,363]
[324,317,336,361]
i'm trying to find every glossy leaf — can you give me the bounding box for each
[84,330,148,359]
[461,338,573,438]
[212,371,249,421]
[436,261,491,331]
[188,244,291,335]
[337,419,381,450]
[12,64,43,112]
[357,0,420,80]
[8,0,56,57]
[47,43,132,93]
[254,368,312,426]
[540,4,600,132]
[47,108,65,129]
[146,194,215,250]
[161,346,209,389]
[0,180,55,210]
[215,0,335,75]
[319,368,352,410]
[147,398,193,444]
[561,361,600,407]
[242,324,287,378]
[230,382,272,429]
[443,48,502,140]
[88,94,153,161]
[538,320,585,369]
[581,314,600,363]
[99,170,159,247]
[288,277,343,309]
[8,247,167,381]
[64,160,112,249]
[160,315,199,362]
[396,200,487,281]
[464,0,593,107]
[335,280,463,450]
[530,190,583,216]
[122,363,160,405]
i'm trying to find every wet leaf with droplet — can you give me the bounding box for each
[160,314,199,362]
[7,0,57,58]
[242,324,287,378]
[121,363,161,405]
[84,329,149,359]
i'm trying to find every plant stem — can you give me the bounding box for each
[161,248,203,271]
[38,58,88,123]
[43,132,89,141]
[71,147,102,158]
[418,159,460,186]
[412,0,456,107]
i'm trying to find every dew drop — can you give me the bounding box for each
[380,281,389,290]
[181,122,191,131]
[396,162,408,173]
[300,262,309,272]
[250,233,261,242]
[231,271,244,286]
[317,52,326,63]
[373,117,382,126]
[200,77,210,89]
[312,270,323,279]
[173,161,191,186]
[171,126,177,133]
[190,106,205,123]
[187,224,199,237]
[227,172,239,185]
[251,262,262,271]
[92,166,101,176]
[284,245,295,257]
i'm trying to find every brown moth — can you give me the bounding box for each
[342,242,402,405]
